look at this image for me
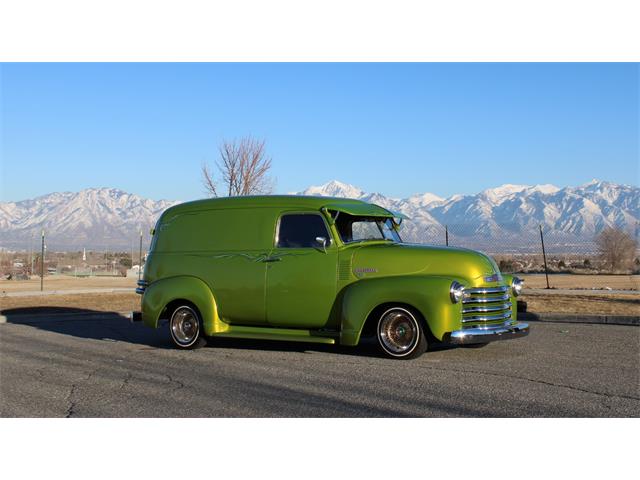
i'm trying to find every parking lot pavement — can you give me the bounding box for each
[0,311,638,417]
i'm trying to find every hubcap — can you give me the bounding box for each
[171,307,199,345]
[378,309,418,355]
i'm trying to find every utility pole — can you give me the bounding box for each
[40,230,45,291]
[539,224,550,289]
[138,229,143,281]
[28,234,32,276]
[445,225,449,246]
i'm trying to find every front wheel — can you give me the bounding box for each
[376,307,427,359]
[169,305,206,349]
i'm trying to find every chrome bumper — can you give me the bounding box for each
[448,322,529,345]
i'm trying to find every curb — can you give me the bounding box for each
[520,312,639,326]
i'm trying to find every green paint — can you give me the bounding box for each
[139,195,518,346]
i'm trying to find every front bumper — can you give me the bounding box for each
[448,322,529,345]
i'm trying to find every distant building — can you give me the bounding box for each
[126,265,141,277]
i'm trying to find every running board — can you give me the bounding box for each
[212,325,337,345]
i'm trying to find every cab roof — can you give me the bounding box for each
[162,195,406,219]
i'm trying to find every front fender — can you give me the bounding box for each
[141,275,227,336]
[340,275,462,346]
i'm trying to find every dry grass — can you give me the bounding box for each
[520,292,639,315]
[1,291,637,318]
[1,292,140,314]
[2,274,637,293]
[520,274,638,291]
[0,275,137,293]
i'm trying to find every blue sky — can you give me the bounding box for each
[1,63,638,202]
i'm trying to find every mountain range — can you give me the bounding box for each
[0,180,638,252]
[0,189,178,251]
[298,180,640,252]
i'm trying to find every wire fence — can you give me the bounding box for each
[401,221,639,274]
[1,223,639,277]
[403,223,606,255]
[0,231,151,280]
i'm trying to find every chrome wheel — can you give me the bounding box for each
[170,306,200,348]
[377,307,420,357]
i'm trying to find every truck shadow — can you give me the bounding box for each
[1,307,170,348]
[2,306,457,357]
[207,336,456,359]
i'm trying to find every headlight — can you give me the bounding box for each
[512,277,524,296]
[450,281,465,303]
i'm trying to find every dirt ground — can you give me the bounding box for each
[2,274,637,294]
[520,292,639,315]
[2,291,637,317]
[520,274,638,291]
[1,274,638,316]
[0,275,137,293]
[1,292,140,314]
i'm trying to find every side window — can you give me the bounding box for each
[277,214,329,248]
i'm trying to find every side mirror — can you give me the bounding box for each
[315,236,328,253]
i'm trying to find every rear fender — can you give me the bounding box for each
[141,276,227,336]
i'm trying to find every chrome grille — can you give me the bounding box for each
[463,303,513,314]
[462,285,512,328]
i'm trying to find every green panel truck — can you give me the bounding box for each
[133,195,528,359]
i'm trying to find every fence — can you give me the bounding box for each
[400,221,639,275]
[0,231,151,284]
[1,223,639,279]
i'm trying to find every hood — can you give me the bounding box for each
[349,243,503,287]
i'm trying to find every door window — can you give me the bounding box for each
[276,214,330,248]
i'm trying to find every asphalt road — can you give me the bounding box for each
[1,311,639,417]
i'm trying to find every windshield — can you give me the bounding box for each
[334,214,402,244]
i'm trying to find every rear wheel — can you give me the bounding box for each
[376,307,427,359]
[169,305,206,349]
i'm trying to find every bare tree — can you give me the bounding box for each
[202,137,274,197]
[596,227,637,272]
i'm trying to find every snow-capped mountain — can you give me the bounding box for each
[300,180,365,199]
[1,180,638,252]
[295,179,639,251]
[0,188,179,250]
